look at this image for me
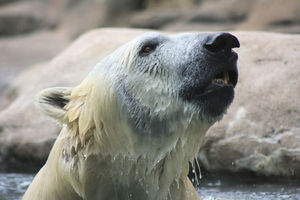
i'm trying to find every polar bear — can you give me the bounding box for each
[23,31,239,200]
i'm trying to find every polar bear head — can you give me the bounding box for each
[36,31,239,160]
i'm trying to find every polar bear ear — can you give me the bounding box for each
[35,87,72,122]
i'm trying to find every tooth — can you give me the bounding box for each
[224,72,229,84]
[212,79,224,84]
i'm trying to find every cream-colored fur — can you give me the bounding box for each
[23,32,234,200]
[24,80,206,200]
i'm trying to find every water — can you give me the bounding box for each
[0,173,33,200]
[0,173,299,200]
[197,178,300,200]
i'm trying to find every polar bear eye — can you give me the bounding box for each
[139,42,158,57]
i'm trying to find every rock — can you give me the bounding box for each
[199,32,300,177]
[0,28,146,172]
[0,0,18,5]
[0,1,48,36]
[163,0,300,34]
[1,0,300,38]
[129,9,181,29]
[145,0,196,9]
[238,0,300,34]
[0,30,70,110]
[0,29,299,177]
[163,20,235,32]
[53,0,109,38]
[54,0,146,38]
[0,0,145,38]
[189,0,252,23]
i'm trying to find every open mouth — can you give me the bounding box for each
[211,70,238,88]
[198,69,238,96]
[180,69,238,100]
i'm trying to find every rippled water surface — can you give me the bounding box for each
[197,178,300,200]
[0,173,299,200]
[0,173,33,200]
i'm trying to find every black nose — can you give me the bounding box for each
[204,33,240,56]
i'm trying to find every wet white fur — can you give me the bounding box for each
[23,32,215,200]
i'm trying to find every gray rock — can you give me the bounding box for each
[54,0,146,38]
[0,0,146,38]
[0,30,70,110]
[164,0,300,34]
[0,0,18,6]
[199,32,300,177]
[189,0,252,24]
[129,9,181,29]
[144,0,196,9]
[238,0,300,34]
[0,1,47,36]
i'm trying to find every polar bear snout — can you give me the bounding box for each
[204,32,240,58]
[177,32,240,121]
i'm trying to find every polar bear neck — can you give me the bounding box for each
[59,75,211,199]
[59,117,209,200]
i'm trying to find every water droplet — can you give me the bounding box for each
[291,169,295,176]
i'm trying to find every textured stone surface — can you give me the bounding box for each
[48,0,145,38]
[0,31,70,110]
[238,0,300,33]
[1,0,300,36]
[189,0,252,23]
[129,9,181,29]
[163,0,300,34]
[0,1,49,36]
[199,32,300,177]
